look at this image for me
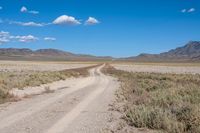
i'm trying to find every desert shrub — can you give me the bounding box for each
[44,86,55,93]
[126,105,185,133]
[102,65,200,133]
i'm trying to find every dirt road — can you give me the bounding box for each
[0,65,118,133]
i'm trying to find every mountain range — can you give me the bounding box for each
[125,41,200,62]
[0,41,199,62]
[0,48,113,61]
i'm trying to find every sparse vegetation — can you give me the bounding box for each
[102,64,200,133]
[0,64,100,103]
[44,86,55,93]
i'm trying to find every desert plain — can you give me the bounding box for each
[0,61,199,133]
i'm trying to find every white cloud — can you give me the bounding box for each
[21,6,28,13]
[15,35,38,42]
[0,31,10,44]
[28,10,39,14]
[20,6,39,14]
[181,9,187,13]
[10,21,44,27]
[0,31,9,37]
[85,17,100,25]
[188,8,195,13]
[53,15,81,25]
[0,31,38,44]
[0,38,9,44]
[44,37,56,41]
[181,8,196,13]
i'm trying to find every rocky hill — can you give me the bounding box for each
[126,41,200,62]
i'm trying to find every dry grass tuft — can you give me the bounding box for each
[44,86,55,93]
[102,64,200,133]
[0,64,100,103]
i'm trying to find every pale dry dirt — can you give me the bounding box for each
[0,65,119,133]
[0,61,94,72]
[113,64,200,74]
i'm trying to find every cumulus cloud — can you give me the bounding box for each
[181,8,196,13]
[188,8,195,13]
[181,9,187,13]
[20,6,39,14]
[85,17,100,25]
[53,15,81,25]
[44,37,56,41]
[0,31,9,37]
[10,21,45,27]
[0,31,8,36]
[21,6,27,13]
[0,38,9,44]
[0,31,38,44]
[0,31,10,44]
[15,35,38,42]
[28,10,39,14]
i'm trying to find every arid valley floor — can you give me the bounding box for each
[0,61,200,133]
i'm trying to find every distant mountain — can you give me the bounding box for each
[161,41,200,59]
[0,48,113,61]
[125,41,200,62]
[35,49,75,56]
[0,48,33,56]
[1,41,199,62]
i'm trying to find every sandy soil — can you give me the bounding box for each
[0,61,94,72]
[113,64,200,74]
[0,65,119,133]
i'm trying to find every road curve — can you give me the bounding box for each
[0,64,118,133]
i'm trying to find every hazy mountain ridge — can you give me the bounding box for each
[0,48,113,61]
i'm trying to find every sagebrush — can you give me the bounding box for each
[103,65,200,133]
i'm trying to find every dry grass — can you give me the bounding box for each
[102,64,200,133]
[44,86,55,93]
[0,64,100,104]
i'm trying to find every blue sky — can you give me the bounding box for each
[0,0,199,57]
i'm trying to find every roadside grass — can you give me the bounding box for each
[102,64,200,133]
[0,64,100,104]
